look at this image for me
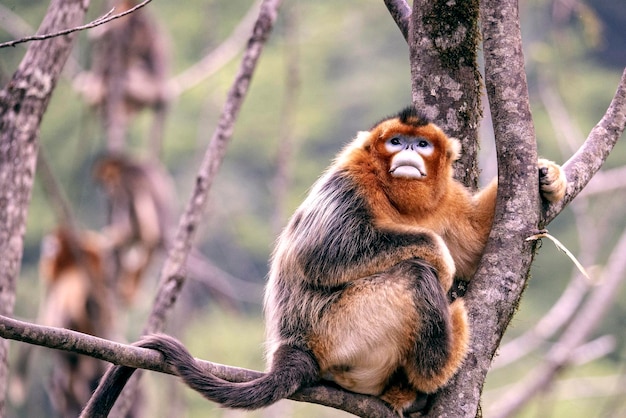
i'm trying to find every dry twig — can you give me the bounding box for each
[0,0,153,49]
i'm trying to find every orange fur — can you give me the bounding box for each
[335,118,497,280]
[39,228,113,417]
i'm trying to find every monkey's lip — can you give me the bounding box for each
[389,164,425,179]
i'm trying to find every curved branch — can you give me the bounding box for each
[0,315,396,417]
[383,0,411,42]
[168,0,261,97]
[543,67,626,224]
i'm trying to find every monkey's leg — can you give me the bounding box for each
[310,258,454,413]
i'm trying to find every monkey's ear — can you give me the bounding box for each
[447,138,462,161]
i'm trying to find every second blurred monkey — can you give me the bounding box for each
[93,153,173,304]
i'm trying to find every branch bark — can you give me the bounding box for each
[0,0,90,413]
[0,0,153,49]
[408,0,482,188]
[543,67,626,224]
[383,0,411,42]
[0,315,396,417]
[427,1,540,415]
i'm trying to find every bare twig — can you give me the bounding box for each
[0,0,153,49]
[0,314,397,417]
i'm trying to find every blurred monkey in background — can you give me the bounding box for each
[92,153,174,304]
[38,227,114,417]
[74,0,170,155]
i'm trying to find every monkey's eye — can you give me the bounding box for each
[385,136,405,153]
[415,138,434,156]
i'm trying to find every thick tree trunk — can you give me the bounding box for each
[405,0,558,415]
[0,0,89,413]
[409,0,482,188]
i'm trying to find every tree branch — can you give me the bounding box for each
[0,0,153,49]
[168,0,261,97]
[0,0,90,413]
[383,0,411,42]
[542,67,626,224]
[579,165,626,197]
[427,0,539,416]
[409,0,482,188]
[0,315,396,417]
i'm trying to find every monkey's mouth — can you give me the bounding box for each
[389,159,426,179]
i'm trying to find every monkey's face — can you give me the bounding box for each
[385,135,433,179]
[338,115,461,216]
[370,119,460,186]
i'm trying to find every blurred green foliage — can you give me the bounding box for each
[1,0,625,416]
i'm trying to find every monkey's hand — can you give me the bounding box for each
[538,158,567,203]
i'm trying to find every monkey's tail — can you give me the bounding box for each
[140,334,320,409]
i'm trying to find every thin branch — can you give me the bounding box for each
[543,67,626,224]
[0,0,153,49]
[0,315,396,417]
[383,0,411,42]
[0,315,164,373]
[168,0,261,96]
[492,273,590,368]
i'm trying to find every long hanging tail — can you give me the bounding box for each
[139,334,320,409]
